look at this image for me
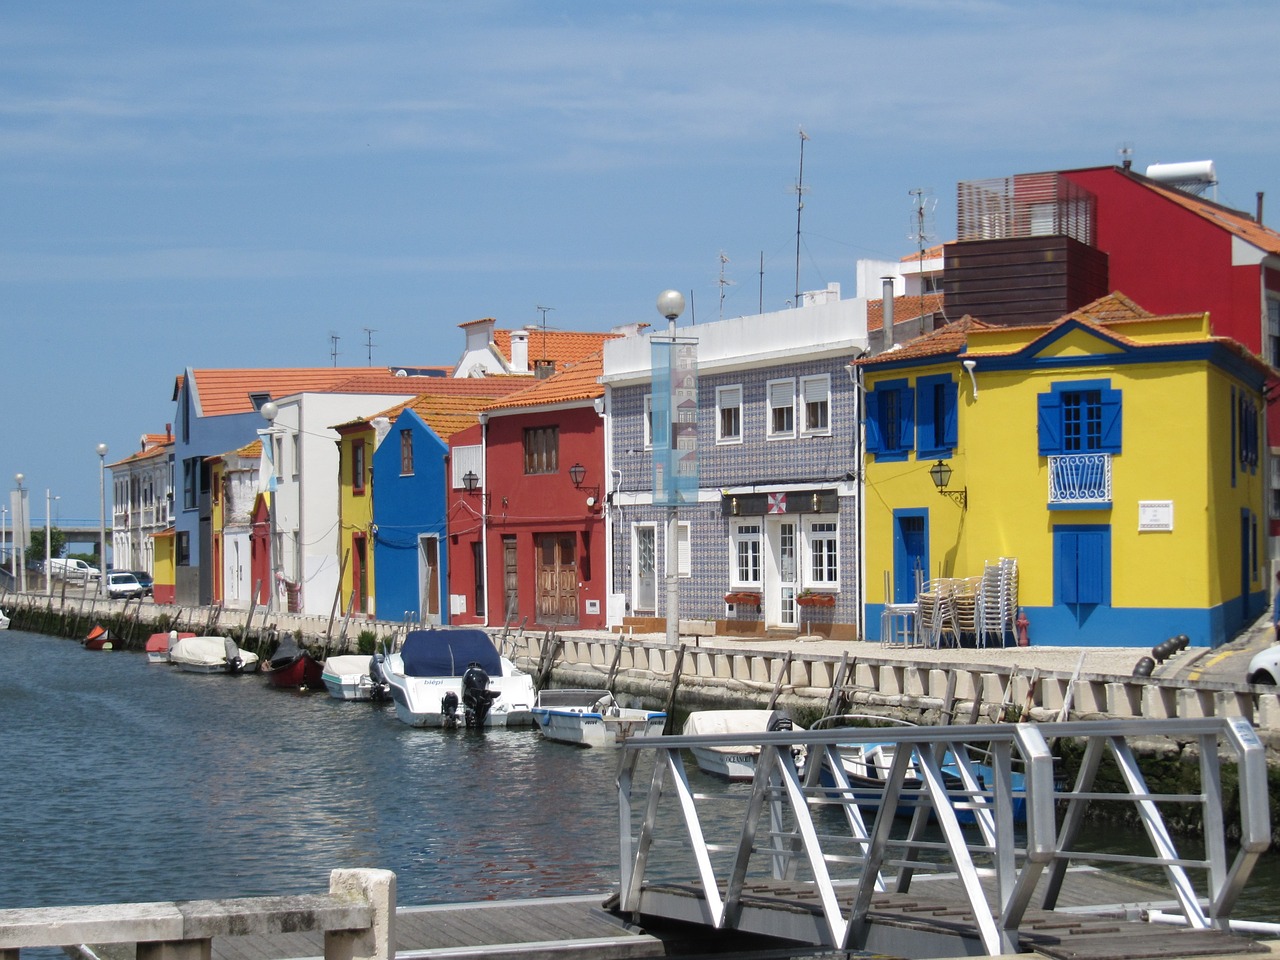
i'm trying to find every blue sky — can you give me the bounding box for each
[3,0,1278,520]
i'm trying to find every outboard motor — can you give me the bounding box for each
[440,690,461,729]
[461,661,499,728]
[368,652,391,701]
[223,637,244,674]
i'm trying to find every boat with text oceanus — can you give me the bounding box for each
[683,708,803,780]
[382,628,534,728]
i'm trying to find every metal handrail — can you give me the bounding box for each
[616,718,1269,956]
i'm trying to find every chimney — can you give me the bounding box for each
[881,277,895,352]
[1258,192,1265,225]
[509,329,530,374]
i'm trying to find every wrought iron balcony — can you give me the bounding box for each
[1047,453,1111,506]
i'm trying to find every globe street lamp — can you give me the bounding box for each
[656,290,685,646]
[97,444,109,599]
[45,488,59,596]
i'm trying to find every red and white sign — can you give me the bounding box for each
[767,492,787,514]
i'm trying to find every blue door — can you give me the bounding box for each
[892,510,928,604]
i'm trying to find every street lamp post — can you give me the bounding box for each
[97,444,109,599]
[13,473,25,594]
[260,401,279,612]
[657,289,685,646]
[45,488,58,596]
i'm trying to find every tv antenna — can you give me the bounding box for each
[329,333,341,367]
[791,127,810,307]
[717,252,734,322]
[535,304,553,362]
[363,327,377,366]
[908,188,937,324]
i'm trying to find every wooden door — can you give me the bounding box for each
[536,533,578,625]
[502,536,518,621]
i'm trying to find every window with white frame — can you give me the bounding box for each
[643,394,653,449]
[291,433,301,480]
[665,521,692,578]
[729,520,762,587]
[767,378,796,439]
[716,385,742,443]
[800,374,830,436]
[806,519,839,585]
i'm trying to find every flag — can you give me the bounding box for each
[256,433,276,496]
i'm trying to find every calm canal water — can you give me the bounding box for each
[1,628,1277,926]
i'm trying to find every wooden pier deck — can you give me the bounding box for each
[627,868,1275,960]
[76,894,665,960]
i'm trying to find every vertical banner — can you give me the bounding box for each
[9,489,29,547]
[651,336,699,506]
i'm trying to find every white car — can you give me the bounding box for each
[1245,644,1280,685]
[106,571,146,600]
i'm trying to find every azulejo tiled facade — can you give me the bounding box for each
[602,297,870,640]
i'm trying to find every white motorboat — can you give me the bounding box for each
[320,654,384,701]
[168,635,260,675]
[531,688,666,747]
[145,630,194,664]
[682,708,802,780]
[382,628,535,728]
[0,608,9,630]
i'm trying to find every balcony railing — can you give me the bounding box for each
[1047,453,1111,506]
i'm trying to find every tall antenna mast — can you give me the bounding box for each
[793,127,810,307]
[908,188,936,327]
[717,251,734,322]
[363,327,377,366]
[535,304,553,361]
[758,251,764,315]
[329,333,341,367]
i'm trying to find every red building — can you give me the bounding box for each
[448,354,609,630]
[943,160,1280,530]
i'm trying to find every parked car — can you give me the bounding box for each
[128,571,154,596]
[106,571,146,600]
[1246,645,1280,685]
[47,558,101,581]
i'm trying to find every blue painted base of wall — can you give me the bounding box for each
[866,594,1264,649]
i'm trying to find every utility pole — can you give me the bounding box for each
[793,127,809,306]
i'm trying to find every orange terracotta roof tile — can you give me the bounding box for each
[492,329,621,373]
[867,292,946,332]
[185,367,392,417]
[482,353,605,412]
[334,379,531,436]
[108,444,171,469]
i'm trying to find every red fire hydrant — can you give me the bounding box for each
[1016,608,1030,647]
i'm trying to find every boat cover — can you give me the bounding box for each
[400,629,501,678]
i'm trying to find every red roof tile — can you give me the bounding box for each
[867,293,946,332]
[482,353,605,413]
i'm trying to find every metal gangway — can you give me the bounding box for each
[615,717,1271,957]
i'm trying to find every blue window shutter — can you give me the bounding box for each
[1099,387,1122,452]
[1038,392,1062,455]
[900,385,916,452]
[1056,531,1079,604]
[1077,531,1105,604]
[916,382,935,450]
[865,391,882,454]
[943,379,958,448]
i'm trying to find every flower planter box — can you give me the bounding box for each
[796,593,836,608]
[724,592,762,606]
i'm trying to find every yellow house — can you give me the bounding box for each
[334,418,378,618]
[859,294,1270,648]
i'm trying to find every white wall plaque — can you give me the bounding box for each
[1138,500,1174,532]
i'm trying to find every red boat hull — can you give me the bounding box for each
[263,653,324,689]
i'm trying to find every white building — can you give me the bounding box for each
[108,429,176,575]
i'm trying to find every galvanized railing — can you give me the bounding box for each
[1047,453,1111,504]
[616,718,1270,956]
